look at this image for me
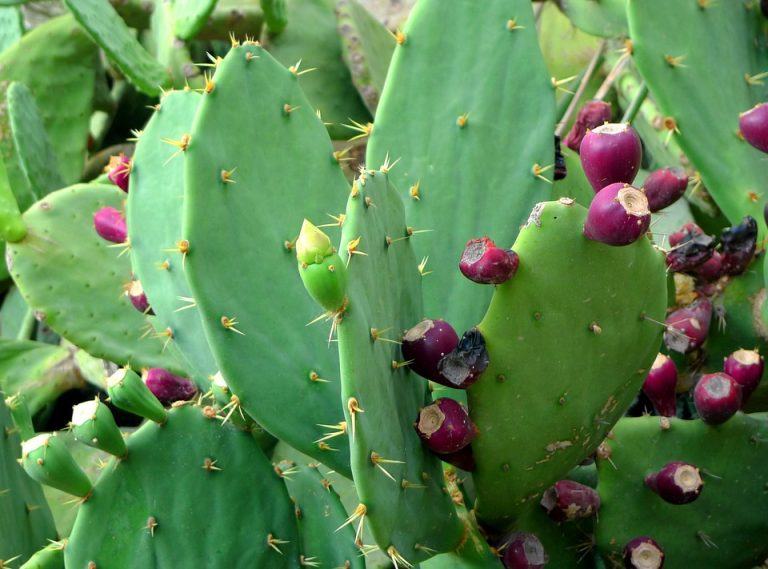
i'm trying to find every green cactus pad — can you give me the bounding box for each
[7,184,186,373]
[0,398,57,566]
[262,0,288,34]
[335,169,464,565]
[0,15,98,186]
[182,43,352,476]
[65,403,301,568]
[596,414,768,568]
[0,154,26,242]
[128,89,216,384]
[335,0,396,114]
[21,433,93,498]
[0,6,21,53]
[275,460,364,568]
[6,82,65,201]
[468,199,667,528]
[174,0,217,40]
[107,368,168,424]
[366,0,556,332]
[63,0,170,96]
[628,0,768,235]
[146,1,201,90]
[70,399,127,458]
[559,0,628,38]
[261,0,372,140]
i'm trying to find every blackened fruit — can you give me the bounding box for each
[107,153,131,192]
[580,122,642,192]
[723,349,764,404]
[415,398,476,454]
[553,135,567,181]
[623,537,665,569]
[401,319,459,382]
[583,183,650,246]
[694,372,742,425]
[642,354,678,417]
[668,223,704,247]
[540,480,600,522]
[739,103,768,154]
[436,328,489,389]
[93,207,127,244]
[143,368,197,405]
[126,280,154,315]
[720,216,757,276]
[644,461,703,505]
[563,100,613,153]
[459,237,519,285]
[665,228,714,274]
[642,167,688,212]
[663,298,712,354]
[501,532,548,569]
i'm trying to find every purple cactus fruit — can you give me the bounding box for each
[693,251,724,282]
[143,368,197,405]
[126,280,154,315]
[401,319,459,381]
[415,398,476,454]
[440,444,476,471]
[436,328,489,389]
[583,183,650,246]
[501,532,548,569]
[665,227,714,274]
[644,461,703,505]
[563,100,613,153]
[553,135,567,181]
[668,223,704,247]
[540,480,600,522]
[739,103,768,154]
[459,237,519,285]
[642,167,688,212]
[663,298,712,354]
[723,349,764,404]
[720,216,757,276]
[579,123,642,192]
[623,537,665,569]
[93,207,127,244]
[642,354,678,417]
[694,372,742,425]
[107,153,132,192]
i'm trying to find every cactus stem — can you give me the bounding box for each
[663,54,688,68]
[144,516,158,537]
[370,451,404,482]
[506,18,525,31]
[220,316,245,335]
[347,398,364,443]
[220,168,237,184]
[387,546,413,569]
[201,457,222,472]
[267,533,290,554]
[409,180,421,200]
[288,59,317,77]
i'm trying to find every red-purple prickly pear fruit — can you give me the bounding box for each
[668,223,704,247]
[401,319,459,382]
[644,461,703,505]
[540,480,600,522]
[563,100,613,153]
[415,398,476,454]
[436,328,489,389]
[501,532,548,569]
[579,123,642,192]
[623,537,665,569]
[723,349,764,404]
[642,167,688,212]
[739,103,768,154]
[694,372,742,425]
[459,237,519,285]
[642,354,678,417]
[107,154,131,193]
[720,216,757,276]
[693,251,724,282]
[143,368,197,405]
[126,280,154,315]
[440,444,476,471]
[665,228,714,273]
[583,183,650,246]
[553,135,567,181]
[93,207,127,244]
[663,298,712,354]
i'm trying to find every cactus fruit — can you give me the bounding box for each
[501,532,548,569]
[70,399,127,457]
[563,100,613,153]
[459,237,520,285]
[126,280,153,315]
[106,154,131,193]
[539,479,600,522]
[693,373,742,425]
[93,206,127,244]
[106,368,167,424]
[719,216,757,276]
[296,220,348,313]
[416,398,477,455]
[641,168,688,213]
[623,537,665,569]
[583,183,650,246]
[642,354,678,417]
[739,103,768,154]
[437,328,490,389]
[401,318,459,382]
[579,124,642,192]
[142,368,197,405]
[663,298,712,354]
[21,433,92,498]
[723,349,764,404]
[644,462,702,505]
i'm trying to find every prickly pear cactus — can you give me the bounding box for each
[367,0,556,331]
[7,184,186,373]
[182,42,352,476]
[333,168,464,565]
[596,414,768,567]
[468,199,667,528]
[66,402,301,568]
